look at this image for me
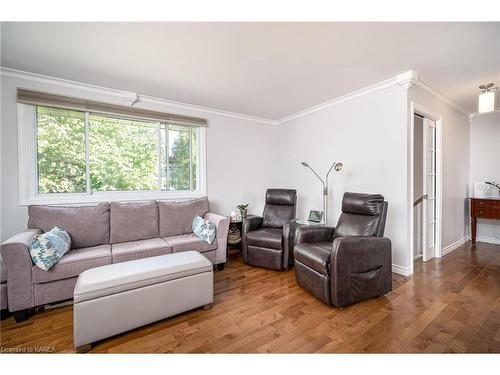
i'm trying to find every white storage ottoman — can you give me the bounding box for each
[73,251,213,352]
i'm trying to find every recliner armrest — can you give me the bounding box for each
[330,236,392,307]
[282,219,300,270]
[295,226,335,244]
[331,236,391,264]
[242,215,263,235]
[241,215,263,263]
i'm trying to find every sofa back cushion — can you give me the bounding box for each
[28,203,110,249]
[110,201,159,244]
[159,197,210,237]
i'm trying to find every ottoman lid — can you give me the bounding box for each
[74,251,212,303]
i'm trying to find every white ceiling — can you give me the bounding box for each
[1,22,499,119]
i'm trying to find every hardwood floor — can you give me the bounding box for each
[1,241,500,353]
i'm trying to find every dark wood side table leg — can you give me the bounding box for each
[471,216,477,243]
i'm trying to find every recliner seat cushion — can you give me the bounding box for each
[245,228,283,250]
[28,203,110,249]
[163,233,217,253]
[32,245,112,284]
[110,201,159,244]
[111,238,172,263]
[294,242,332,275]
[159,197,210,237]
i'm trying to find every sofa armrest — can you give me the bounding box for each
[241,215,263,262]
[295,226,335,244]
[330,236,392,307]
[1,229,41,311]
[204,212,230,265]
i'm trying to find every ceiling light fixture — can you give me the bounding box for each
[478,83,496,113]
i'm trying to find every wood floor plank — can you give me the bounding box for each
[1,241,499,353]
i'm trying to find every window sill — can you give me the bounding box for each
[19,190,205,206]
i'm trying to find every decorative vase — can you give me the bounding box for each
[240,209,247,219]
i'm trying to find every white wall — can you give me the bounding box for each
[0,72,276,241]
[469,111,500,244]
[408,86,470,251]
[273,85,409,271]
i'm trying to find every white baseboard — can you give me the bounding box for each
[440,236,468,257]
[475,236,500,245]
[392,264,412,277]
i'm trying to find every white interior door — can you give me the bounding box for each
[422,118,436,262]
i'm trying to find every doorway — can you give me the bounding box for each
[411,103,442,270]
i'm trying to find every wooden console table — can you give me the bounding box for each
[470,196,500,242]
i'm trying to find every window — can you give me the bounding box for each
[18,101,206,205]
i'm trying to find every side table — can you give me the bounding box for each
[227,218,243,247]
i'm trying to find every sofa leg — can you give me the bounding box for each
[203,303,213,310]
[0,309,11,321]
[12,308,30,322]
[76,344,92,354]
[216,263,225,271]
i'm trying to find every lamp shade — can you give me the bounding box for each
[478,90,495,113]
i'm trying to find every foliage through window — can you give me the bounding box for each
[36,106,201,194]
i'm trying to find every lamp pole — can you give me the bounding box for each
[301,161,343,225]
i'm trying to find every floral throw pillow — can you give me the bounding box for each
[192,215,216,245]
[30,227,71,271]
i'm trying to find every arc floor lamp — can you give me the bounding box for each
[301,161,343,224]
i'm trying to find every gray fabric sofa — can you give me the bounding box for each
[1,255,7,311]
[0,197,229,322]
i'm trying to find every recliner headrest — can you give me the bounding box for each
[265,189,297,206]
[341,192,384,216]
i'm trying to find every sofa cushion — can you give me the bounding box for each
[246,228,283,250]
[111,238,172,264]
[110,201,159,244]
[28,203,110,249]
[294,242,332,275]
[159,197,210,237]
[163,233,217,253]
[32,245,112,284]
[30,227,71,271]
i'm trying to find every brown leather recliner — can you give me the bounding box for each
[294,192,391,307]
[242,189,297,271]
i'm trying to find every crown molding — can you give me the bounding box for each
[276,70,471,124]
[469,108,500,120]
[396,70,419,89]
[2,67,471,125]
[276,73,404,124]
[0,66,276,125]
[412,78,470,117]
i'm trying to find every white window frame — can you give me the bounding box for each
[17,103,207,205]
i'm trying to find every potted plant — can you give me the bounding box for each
[237,203,249,219]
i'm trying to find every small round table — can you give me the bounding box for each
[227,218,243,246]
